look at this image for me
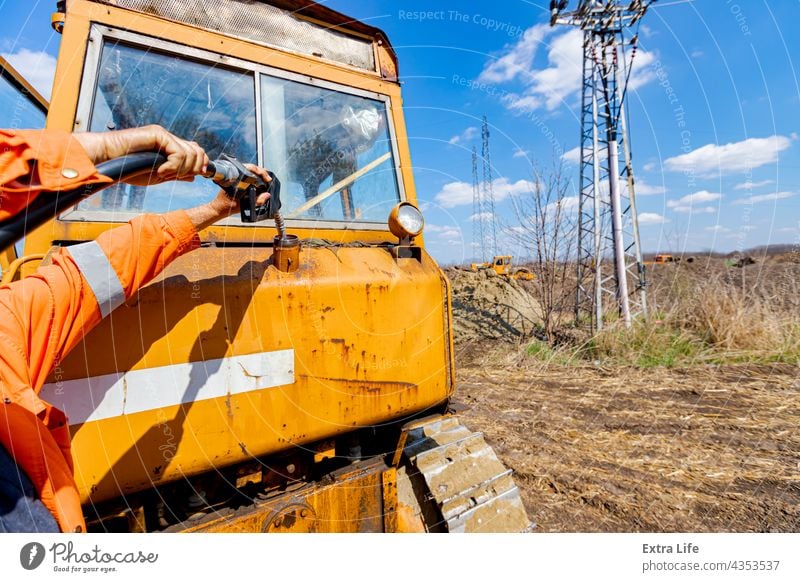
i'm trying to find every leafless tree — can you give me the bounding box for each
[507,163,578,339]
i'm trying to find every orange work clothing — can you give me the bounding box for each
[0,129,112,222]
[0,129,200,532]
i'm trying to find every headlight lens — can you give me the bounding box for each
[388,202,424,239]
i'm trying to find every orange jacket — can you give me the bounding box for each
[0,129,199,532]
[0,128,112,221]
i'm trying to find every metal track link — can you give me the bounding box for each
[400,415,531,532]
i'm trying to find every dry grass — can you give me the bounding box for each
[544,268,800,367]
[451,256,800,532]
[454,351,800,532]
[677,279,800,355]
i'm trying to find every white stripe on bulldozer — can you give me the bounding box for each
[40,349,295,425]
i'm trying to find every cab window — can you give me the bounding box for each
[76,41,256,218]
[63,30,403,227]
[261,76,400,223]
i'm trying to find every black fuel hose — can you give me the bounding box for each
[0,152,168,251]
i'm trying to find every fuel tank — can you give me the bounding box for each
[41,244,454,503]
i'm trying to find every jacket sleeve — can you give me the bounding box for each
[0,129,112,222]
[0,210,199,409]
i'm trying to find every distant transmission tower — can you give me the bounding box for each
[471,147,486,262]
[551,0,651,330]
[480,116,498,257]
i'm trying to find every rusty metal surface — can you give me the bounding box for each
[54,245,451,504]
[92,0,377,71]
[381,467,398,533]
[399,415,531,533]
[175,457,387,533]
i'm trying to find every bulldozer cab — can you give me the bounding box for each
[30,0,414,249]
[13,0,528,533]
[492,255,512,275]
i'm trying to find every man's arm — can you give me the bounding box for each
[0,126,270,403]
[0,126,209,222]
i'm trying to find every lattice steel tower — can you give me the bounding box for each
[480,116,498,257]
[551,0,653,329]
[471,147,487,262]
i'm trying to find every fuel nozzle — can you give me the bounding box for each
[205,154,298,272]
[204,154,283,235]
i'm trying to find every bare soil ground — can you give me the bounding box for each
[453,346,800,532]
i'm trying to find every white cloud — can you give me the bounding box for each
[734,179,775,190]
[561,145,610,165]
[1,48,56,100]
[478,24,550,84]
[664,136,792,176]
[561,146,581,166]
[425,224,462,240]
[705,225,730,233]
[516,28,584,111]
[548,196,580,213]
[561,146,581,165]
[448,126,478,146]
[667,190,720,207]
[667,190,721,213]
[638,212,668,225]
[633,180,666,196]
[691,49,704,58]
[434,177,534,208]
[732,191,795,205]
[469,211,494,222]
[512,148,530,159]
[627,50,658,92]
[676,206,716,214]
[642,162,656,172]
[485,26,657,113]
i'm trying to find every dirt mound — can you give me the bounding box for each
[445,268,542,343]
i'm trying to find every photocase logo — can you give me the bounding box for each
[20,542,46,570]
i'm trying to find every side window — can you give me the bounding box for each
[0,72,47,129]
[261,76,401,223]
[67,41,256,219]
[0,67,47,259]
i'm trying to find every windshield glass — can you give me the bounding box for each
[261,76,400,222]
[65,34,402,225]
[73,40,257,217]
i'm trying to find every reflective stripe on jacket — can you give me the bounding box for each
[0,129,199,531]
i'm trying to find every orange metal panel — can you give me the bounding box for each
[52,246,451,503]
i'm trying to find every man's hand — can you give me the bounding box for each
[73,125,209,186]
[185,163,273,231]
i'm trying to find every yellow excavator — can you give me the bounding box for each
[2,0,529,532]
[471,256,535,281]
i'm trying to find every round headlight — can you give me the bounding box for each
[388,202,424,239]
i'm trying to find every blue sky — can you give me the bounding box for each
[2,0,799,264]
